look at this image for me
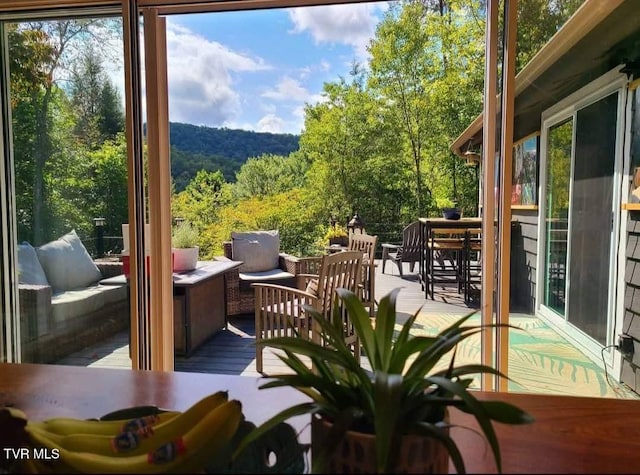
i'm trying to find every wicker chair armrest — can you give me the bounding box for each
[19,283,53,314]
[214,254,241,315]
[96,261,123,278]
[278,253,301,274]
[18,283,52,296]
[223,241,233,259]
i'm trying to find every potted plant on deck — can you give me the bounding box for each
[437,197,462,220]
[324,224,349,247]
[172,221,199,272]
[234,288,533,473]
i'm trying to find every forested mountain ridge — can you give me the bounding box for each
[168,122,300,190]
[170,122,300,158]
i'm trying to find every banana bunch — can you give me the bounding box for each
[23,391,244,474]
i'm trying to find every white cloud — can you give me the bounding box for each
[288,3,379,59]
[292,105,306,120]
[165,22,270,126]
[259,102,277,114]
[257,114,285,133]
[261,76,311,102]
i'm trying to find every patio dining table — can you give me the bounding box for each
[419,217,483,299]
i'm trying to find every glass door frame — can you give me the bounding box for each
[0,6,136,364]
[537,67,628,371]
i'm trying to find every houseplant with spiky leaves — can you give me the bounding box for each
[234,288,533,473]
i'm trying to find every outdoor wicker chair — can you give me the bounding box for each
[218,230,303,316]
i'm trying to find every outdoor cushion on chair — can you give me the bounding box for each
[232,230,280,272]
[239,268,295,282]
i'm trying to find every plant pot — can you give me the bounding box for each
[311,416,449,474]
[442,207,462,220]
[329,236,348,246]
[172,246,199,272]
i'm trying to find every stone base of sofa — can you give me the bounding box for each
[21,300,129,364]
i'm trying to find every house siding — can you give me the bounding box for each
[621,86,640,392]
[622,212,640,392]
[510,210,538,313]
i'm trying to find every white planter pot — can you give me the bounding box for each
[172,246,199,272]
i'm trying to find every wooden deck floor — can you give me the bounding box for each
[56,260,477,376]
[55,261,640,398]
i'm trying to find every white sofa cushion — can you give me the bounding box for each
[239,269,294,282]
[51,284,127,323]
[231,230,280,273]
[37,230,102,292]
[17,242,49,286]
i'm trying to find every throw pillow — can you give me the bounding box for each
[36,230,102,291]
[231,230,280,273]
[17,242,49,286]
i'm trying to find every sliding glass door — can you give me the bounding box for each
[540,84,622,356]
[567,95,617,345]
[0,14,130,365]
[544,118,572,316]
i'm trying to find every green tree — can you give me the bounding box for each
[87,133,129,239]
[8,24,55,242]
[233,152,309,200]
[368,0,485,217]
[300,68,404,228]
[10,19,122,245]
[210,189,324,258]
[98,80,125,140]
[69,45,124,147]
[515,0,585,72]
[172,170,231,257]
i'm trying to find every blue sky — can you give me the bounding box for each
[162,3,389,135]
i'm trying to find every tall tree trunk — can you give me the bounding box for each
[32,87,51,246]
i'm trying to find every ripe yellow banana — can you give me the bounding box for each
[36,390,230,456]
[29,409,180,437]
[1,406,28,421]
[26,399,243,474]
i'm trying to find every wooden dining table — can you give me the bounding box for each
[1,362,640,473]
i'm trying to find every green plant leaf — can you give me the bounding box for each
[457,400,535,425]
[241,288,532,475]
[334,288,379,368]
[371,288,400,371]
[232,402,317,460]
[373,372,404,472]
[426,376,503,473]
